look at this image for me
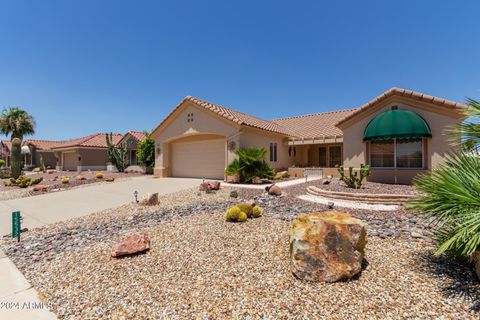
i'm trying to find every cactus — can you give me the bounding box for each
[225,206,241,222]
[11,138,22,179]
[39,156,46,173]
[338,164,371,189]
[96,172,104,179]
[106,133,128,172]
[236,203,254,218]
[237,211,248,222]
[252,206,263,218]
[61,177,70,184]
[5,175,42,188]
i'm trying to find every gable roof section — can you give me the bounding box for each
[152,96,294,137]
[25,140,62,150]
[272,109,357,139]
[51,133,123,149]
[336,87,467,127]
[118,131,147,145]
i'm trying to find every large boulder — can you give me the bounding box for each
[111,233,150,257]
[32,184,48,192]
[268,184,282,196]
[473,251,480,279]
[139,193,159,206]
[207,181,221,190]
[290,211,367,282]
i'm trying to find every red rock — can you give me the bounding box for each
[111,233,150,257]
[105,177,115,182]
[268,185,282,196]
[139,193,159,206]
[207,181,221,190]
[75,175,86,181]
[199,182,209,191]
[32,185,48,192]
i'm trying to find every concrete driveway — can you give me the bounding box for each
[0,176,202,236]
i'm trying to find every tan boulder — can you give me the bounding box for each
[290,211,367,282]
[32,185,48,192]
[75,175,86,181]
[207,181,221,190]
[105,177,115,182]
[111,233,150,257]
[139,192,159,206]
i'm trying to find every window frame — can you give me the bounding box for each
[269,142,278,162]
[328,145,342,168]
[369,138,424,169]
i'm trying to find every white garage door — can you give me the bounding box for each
[63,152,77,171]
[171,139,225,179]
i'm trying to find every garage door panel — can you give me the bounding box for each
[63,153,77,171]
[171,139,225,179]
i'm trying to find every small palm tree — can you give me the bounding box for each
[226,147,275,183]
[0,107,36,140]
[408,97,480,257]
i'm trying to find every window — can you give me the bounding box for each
[329,146,342,167]
[269,142,277,162]
[187,113,194,122]
[370,138,423,168]
[318,147,327,167]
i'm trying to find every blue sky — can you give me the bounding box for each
[0,0,479,140]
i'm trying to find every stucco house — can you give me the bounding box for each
[150,87,466,184]
[2,139,58,169]
[117,131,147,166]
[51,133,123,171]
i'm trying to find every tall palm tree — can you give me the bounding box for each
[0,107,36,140]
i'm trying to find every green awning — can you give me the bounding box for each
[363,109,432,141]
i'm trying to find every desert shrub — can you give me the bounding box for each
[96,172,103,179]
[30,177,43,185]
[252,206,263,218]
[338,164,371,189]
[0,159,5,167]
[225,206,241,222]
[137,135,155,169]
[61,177,70,184]
[225,148,275,183]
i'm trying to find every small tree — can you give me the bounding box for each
[106,133,128,172]
[137,135,155,169]
[226,147,275,183]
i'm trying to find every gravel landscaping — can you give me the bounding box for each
[1,184,478,319]
[312,177,417,195]
[0,171,142,201]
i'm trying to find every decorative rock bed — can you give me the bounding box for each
[307,185,417,205]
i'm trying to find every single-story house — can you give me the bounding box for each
[117,131,147,166]
[1,139,58,169]
[51,133,123,171]
[150,87,466,184]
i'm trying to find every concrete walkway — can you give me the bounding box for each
[222,176,322,189]
[0,176,201,319]
[0,176,202,236]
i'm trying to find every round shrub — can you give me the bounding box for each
[236,203,254,218]
[237,211,248,222]
[252,206,263,218]
[225,206,241,222]
[96,172,104,179]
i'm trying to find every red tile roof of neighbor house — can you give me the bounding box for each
[119,131,147,144]
[25,140,63,150]
[51,133,123,149]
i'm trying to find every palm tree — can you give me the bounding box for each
[0,107,36,140]
[408,97,480,257]
[450,98,480,153]
[226,147,275,183]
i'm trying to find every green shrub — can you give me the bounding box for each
[236,203,254,218]
[30,177,43,185]
[0,159,5,167]
[61,177,70,184]
[225,148,275,183]
[137,135,155,169]
[252,206,263,218]
[225,206,241,222]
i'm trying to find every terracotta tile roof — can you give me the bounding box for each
[336,87,467,126]
[118,131,147,145]
[272,109,357,139]
[51,133,123,149]
[153,96,293,137]
[2,140,11,152]
[25,140,62,150]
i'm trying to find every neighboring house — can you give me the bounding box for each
[2,139,58,168]
[50,133,123,171]
[150,87,466,184]
[117,131,147,166]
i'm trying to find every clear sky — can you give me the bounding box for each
[0,0,479,140]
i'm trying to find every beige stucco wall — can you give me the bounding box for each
[78,148,109,167]
[341,98,463,184]
[239,128,292,170]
